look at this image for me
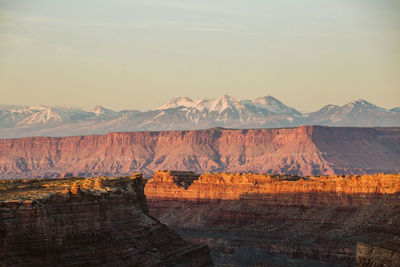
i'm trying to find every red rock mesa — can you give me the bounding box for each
[0,126,399,178]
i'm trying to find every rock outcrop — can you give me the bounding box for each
[0,126,400,178]
[145,171,400,265]
[356,239,400,266]
[0,174,213,266]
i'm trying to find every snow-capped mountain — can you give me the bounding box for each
[307,99,400,127]
[16,108,63,126]
[157,95,300,116]
[241,96,301,116]
[157,97,195,110]
[0,96,399,138]
[155,95,301,125]
[90,106,119,119]
[14,106,97,127]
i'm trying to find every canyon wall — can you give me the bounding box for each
[0,174,213,266]
[356,240,400,266]
[145,171,400,265]
[1,126,400,178]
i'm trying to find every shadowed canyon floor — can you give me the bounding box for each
[0,126,400,179]
[145,171,400,266]
[0,174,213,266]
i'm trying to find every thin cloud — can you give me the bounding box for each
[0,33,36,45]
[185,26,245,34]
[287,32,338,38]
[125,0,217,12]
[11,15,249,34]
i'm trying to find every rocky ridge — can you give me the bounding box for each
[0,174,213,266]
[0,126,399,178]
[145,171,400,265]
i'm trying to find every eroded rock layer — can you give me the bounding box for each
[356,239,400,266]
[0,126,399,178]
[145,171,400,266]
[0,174,213,266]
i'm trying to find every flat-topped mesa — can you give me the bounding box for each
[0,174,213,266]
[145,171,400,205]
[1,126,400,179]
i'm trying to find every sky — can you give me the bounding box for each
[0,0,399,112]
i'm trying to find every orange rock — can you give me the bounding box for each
[70,182,81,195]
[145,171,400,206]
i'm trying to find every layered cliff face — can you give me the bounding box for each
[0,174,213,266]
[356,239,400,266]
[145,171,400,266]
[0,126,399,178]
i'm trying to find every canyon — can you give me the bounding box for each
[1,126,400,179]
[0,174,213,266]
[1,170,399,265]
[145,171,400,266]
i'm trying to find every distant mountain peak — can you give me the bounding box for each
[91,105,106,115]
[89,106,117,119]
[351,98,369,103]
[28,105,48,111]
[248,95,300,115]
[16,107,63,126]
[209,95,241,113]
[343,99,385,112]
[157,97,194,110]
[253,95,279,104]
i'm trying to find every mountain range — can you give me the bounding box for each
[1,95,399,138]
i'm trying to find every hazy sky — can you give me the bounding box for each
[1,0,399,111]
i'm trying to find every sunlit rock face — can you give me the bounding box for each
[0,126,399,179]
[145,171,400,266]
[0,174,213,266]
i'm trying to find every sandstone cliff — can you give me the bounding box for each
[356,239,400,266]
[0,126,399,178]
[145,171,400,265]
[0,174,213,266]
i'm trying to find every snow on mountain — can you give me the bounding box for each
[91,105,107,115]
[89,106,119,119]
[151,95,304,128]
[157,97,195,110]
[15,106,97,127]
[341,99,386,113]
[157,95,300,115]
[27,105,49,111]
[241,96,301,116]
[307,99,400,126]
[208,95,242,113]
[16,107,63,126]
[255,96,301,115]
[0,97,399,138]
